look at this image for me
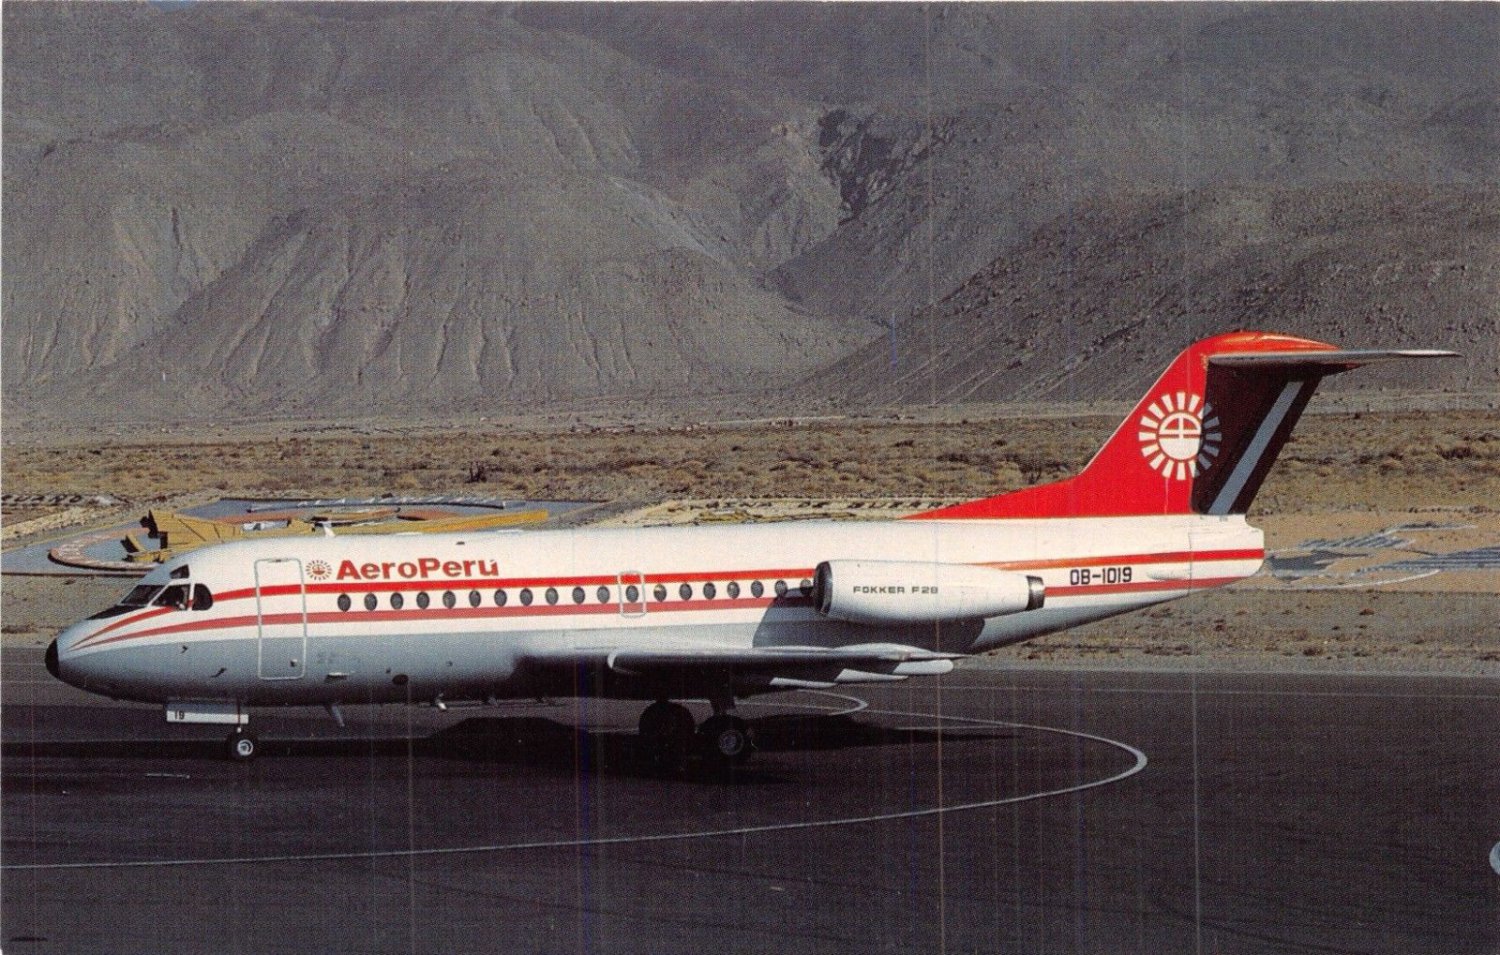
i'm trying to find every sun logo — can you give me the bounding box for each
[1138,392,1221,481]
[306,560,333,581]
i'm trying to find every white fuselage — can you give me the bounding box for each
[52,514,1263,707]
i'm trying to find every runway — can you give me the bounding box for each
[3,646,1497,954]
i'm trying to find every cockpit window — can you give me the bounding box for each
[87,604,136,620]
[90,583,164,619]
[156,584,190,610]
[121,585,161,607]
[191,584,214,611]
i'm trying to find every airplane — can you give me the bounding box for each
[46,331,1452,767]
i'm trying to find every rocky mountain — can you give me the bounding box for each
[809,183,1499,406]
[3,3,1495,428]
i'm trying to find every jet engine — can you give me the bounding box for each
[812,560,1044,625]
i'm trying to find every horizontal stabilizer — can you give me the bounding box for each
[1211,349,1458,372]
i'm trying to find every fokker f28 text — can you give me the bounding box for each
[48,332,1452,767]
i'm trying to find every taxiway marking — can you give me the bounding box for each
[2,694,1146,872]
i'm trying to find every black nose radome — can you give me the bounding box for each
[45,640,59,679]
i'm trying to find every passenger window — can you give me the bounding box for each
[443,591,457,609]
[727,581,740,599]
[469,590,482,608]
[364,594,377,611]
[191,584,214,611]
[597,586,611,604]
[751,581,764,598]
[572,586,585,605]
[703,582,717,600]
[774,580,788,598]
[391,593,405,610]
[799,579,813,596]
[653,583,667,602]
[338,594,352,612]
[626,584,641,603]
[494,589,508,607]
[679,583,693,600]
[520,588,533,606]
[545,587,559,606]
[416,592,430,609]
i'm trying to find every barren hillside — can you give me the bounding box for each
[809,183,1499,407]
[4,3,1496,428]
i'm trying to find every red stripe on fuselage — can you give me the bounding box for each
[188,548,1261,606]
[985,548,1262,572]
[219,567,822,602]
[88,606,173,639]
[68,573,1242,654]
[68,548,1259,653]
[71,597,808,650]
[1048,576,1242,598]
[310,569,814,594]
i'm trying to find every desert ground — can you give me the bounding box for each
[4,408,1497,675]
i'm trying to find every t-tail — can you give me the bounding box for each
[911,331,1455,520]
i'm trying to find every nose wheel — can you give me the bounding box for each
[225,729,259,762]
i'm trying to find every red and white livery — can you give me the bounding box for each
[48,332,1452,765]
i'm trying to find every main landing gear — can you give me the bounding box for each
[638,698,755,773]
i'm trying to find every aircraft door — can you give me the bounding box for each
[618,571,647,617]
[255,558,308,680]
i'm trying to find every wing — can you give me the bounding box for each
[524,643,962,698]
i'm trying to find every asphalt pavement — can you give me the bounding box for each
[3,647,1496,955]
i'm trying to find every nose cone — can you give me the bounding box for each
[48,623,94,690]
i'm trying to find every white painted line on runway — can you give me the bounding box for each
[1292,569,1442,590]
[936,684,1500,700]
[1,696,1147,872]
[792,691,868,717]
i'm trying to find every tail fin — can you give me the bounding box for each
[911,331,1455,520]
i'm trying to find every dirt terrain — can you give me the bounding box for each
[5,410,1496,675]
[4,409,1496,512]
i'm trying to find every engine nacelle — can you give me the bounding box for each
[812,560,1044,625]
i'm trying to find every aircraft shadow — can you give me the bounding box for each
[2,714,1012,783]
[421,714,1012,782]
[748,713,1011,753]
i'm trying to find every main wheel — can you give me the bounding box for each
[225,729,259,762]
[638,701,695,771]
[698,715,755,768]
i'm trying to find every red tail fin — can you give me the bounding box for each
[910,332,1453,520]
